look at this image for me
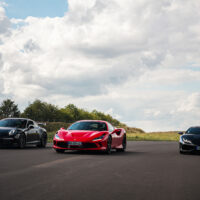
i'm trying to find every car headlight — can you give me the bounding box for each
[182,138,192,144]
[92,134,106,141]
[9,129,16,136]
[54,133,64,140]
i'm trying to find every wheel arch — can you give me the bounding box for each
[18,131,27,142]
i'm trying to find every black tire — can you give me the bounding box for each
[55,149,65,153]
[105,136,112,154]
[116,135,126,152]
[18,134,26,149]
[37,133,47,148]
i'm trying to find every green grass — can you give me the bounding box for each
[127,131,180,141]
[47,131,180,143]
[48,131,56,143]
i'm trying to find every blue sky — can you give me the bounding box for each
[3,0,68,18]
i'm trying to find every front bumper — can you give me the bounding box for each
[0,137,15,145]
[53,140,107,151]
[179,142,200,152]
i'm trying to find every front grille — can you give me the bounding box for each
[82,143,97,148]
[0,139,13,145]
[56,141,68,148]
[55,141,97,149]
[182,144,195,151]
[192,139,200,146]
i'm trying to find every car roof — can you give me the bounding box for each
[75,120,108,123]
[2,118,33,121]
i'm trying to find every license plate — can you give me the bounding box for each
[196,146,200,150]
[68,141,82,146]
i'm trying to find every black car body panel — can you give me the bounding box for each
[183,135,200,146]
[0,127,12,138]
[0,118,47,148]
[179,127,200,153]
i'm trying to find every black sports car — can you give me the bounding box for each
[0,118,47,148]
[179,127,200,153]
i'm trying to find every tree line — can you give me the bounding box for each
[0,99,122,126]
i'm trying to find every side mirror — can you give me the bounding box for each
[28,125,34,129]
[178,132,184,135]
[112,128,121,135]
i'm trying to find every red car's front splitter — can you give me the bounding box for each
[53,140,107,151]
[53,145,106,151]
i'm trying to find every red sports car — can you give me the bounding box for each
[53,120,126,154]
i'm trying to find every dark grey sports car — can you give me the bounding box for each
[0,118,47,148]
[179,127,200,153]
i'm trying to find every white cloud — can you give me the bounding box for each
[0,6,10,35]
[0,0,200,131]
[178,93,200,112]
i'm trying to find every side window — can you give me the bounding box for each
[20,120,27,129]
[27,120,34,128]
[107,123,114,132]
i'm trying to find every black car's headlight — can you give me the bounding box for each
[181,137,192,144]
[9,129,16,136]
[92,134,106,141]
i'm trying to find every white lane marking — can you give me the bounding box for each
[0,156,89,178]
[34,156,86,168]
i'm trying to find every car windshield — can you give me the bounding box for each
[0,119,27,129]
[186,127,200,135]
[68,121,107,131]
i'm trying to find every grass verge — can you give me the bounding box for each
[127,131,179,141]
[48,131,56,143]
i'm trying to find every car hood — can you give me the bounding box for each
[182,134,200,145]
[57,130,106,142]
[0,127,16,137]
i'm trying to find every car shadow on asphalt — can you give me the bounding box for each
[180,152,200,156]
[0,145,52,150]
[59,150,145,157]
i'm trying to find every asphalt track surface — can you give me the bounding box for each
[1,141,200,200]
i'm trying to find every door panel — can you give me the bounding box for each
[26,121,35,143]
[111,132,118,147]
[26,129,35,142]
[34,127,40,141]
[115,130,123,146]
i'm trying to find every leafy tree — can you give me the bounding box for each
[59,108,73,122]
[91,110,121,126]
[22,100,60,122]
[0,99,20,118]
[21,100,123,126]
[60,104,80,122]
[78,108,93,120]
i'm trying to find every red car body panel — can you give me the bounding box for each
[53,120,126,151]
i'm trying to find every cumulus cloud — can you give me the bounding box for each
[0,0,200,131]
[0,5,10,36]
[178,93,200,112]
